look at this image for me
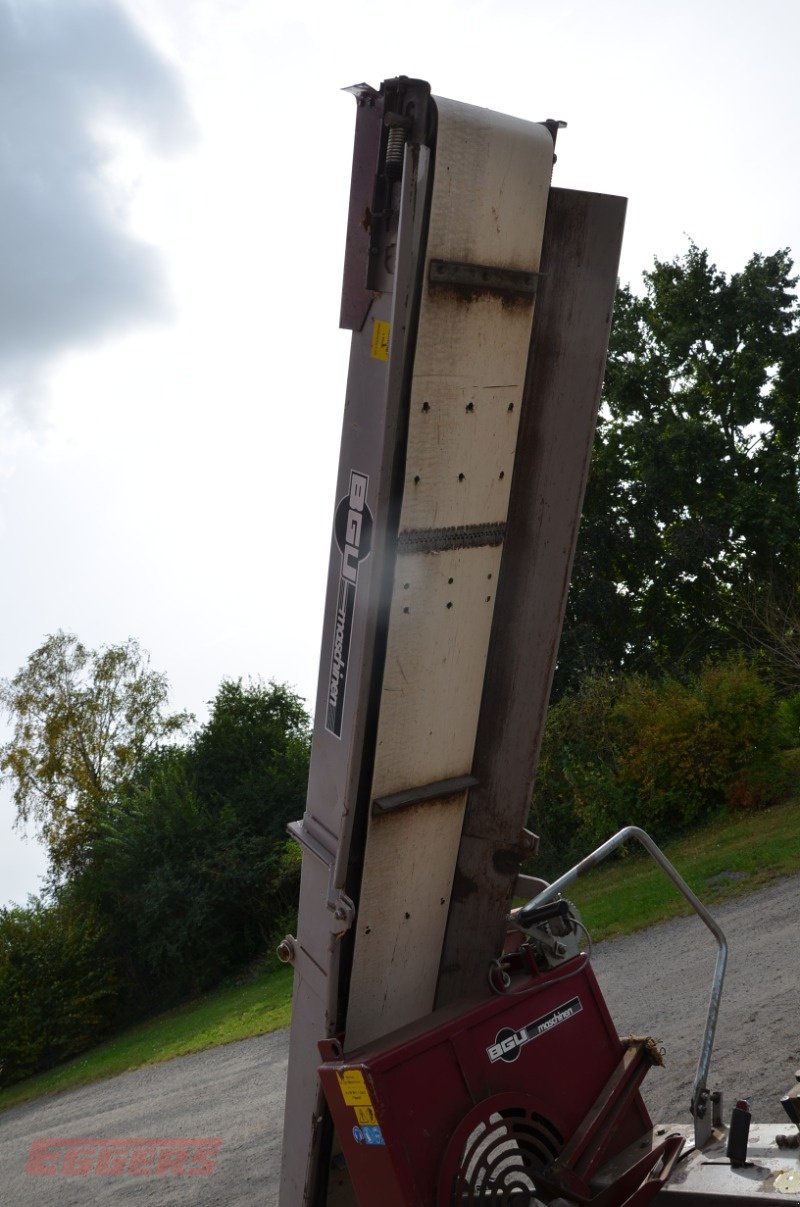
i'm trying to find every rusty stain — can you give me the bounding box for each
[360,206,372,233]
[451,867,479,901]
[428,282,534,310]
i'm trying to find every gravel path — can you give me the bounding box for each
[1,873,798,1203]
[591,871,800,1125]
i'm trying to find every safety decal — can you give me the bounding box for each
[486,996,583,1064]
[354,1105,378,1126]
[370,319,390,361]
[337,1068,374,1108]
[352,1125,385,1146]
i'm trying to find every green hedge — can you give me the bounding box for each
[530,657,792,877]
[0,899,117,1087]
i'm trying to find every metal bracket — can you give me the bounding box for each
[397,522,506,555]
[329,891,355,937]
[429,259,540,297]
[373,774,478,815]
[287,818,357,938]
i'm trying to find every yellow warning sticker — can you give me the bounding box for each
[355,1104,378,1126]
[370,319,390,361]
[337,1069,374,1108]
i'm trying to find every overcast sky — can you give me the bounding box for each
[2,0,799,906]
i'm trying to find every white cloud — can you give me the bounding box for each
[0,0,195,415]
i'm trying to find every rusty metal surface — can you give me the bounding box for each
[435,187,627,1008]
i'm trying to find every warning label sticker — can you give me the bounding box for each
[354,1104,378,1126]
[337,1069,373,1108]
[370,319,390,361]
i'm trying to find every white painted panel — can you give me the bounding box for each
[343,793,467,1049]
[371,544,504,800]
[402,322,526,530]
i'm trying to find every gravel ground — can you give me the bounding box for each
[591,871,800,1126]
[0,1031,289,1206]
[1,872,798,1204]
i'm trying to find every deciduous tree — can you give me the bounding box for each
[556,245,800,695]
[0,631,190,875]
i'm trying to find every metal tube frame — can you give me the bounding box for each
[514,826,728,1149]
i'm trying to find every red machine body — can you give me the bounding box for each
[318,958,653,1205]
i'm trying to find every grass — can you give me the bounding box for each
[3,800,800,1114]
[0,962,293,1113]
[561,798,800,941]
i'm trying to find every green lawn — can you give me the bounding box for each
[3,799,799,1113]
[0,963,293,1113]
[563,798,800,941]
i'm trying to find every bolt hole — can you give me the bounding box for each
[446,601,453,609]
[486,595,492,602]
[413,474,420,484]
[458,472,465,482]
[507,402,514,412]
[421,401,430,412]
[404,911,411,920]
[403,582,410,589]
[487,573,492,580]
[365,926,371,934]
[465,402,474,413]
[448,577,454,584]
[440,898,446,905]
[403,606,409,614]
[499,470,505,480]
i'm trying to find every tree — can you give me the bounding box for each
[555,245,800,696]
[72,679,310,1010]
[0,895,117,1087]
[0,631,190,876]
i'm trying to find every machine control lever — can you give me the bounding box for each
[514,826,728,1152]
[517,897,571,929]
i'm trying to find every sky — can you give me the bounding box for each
[2,0,799,906]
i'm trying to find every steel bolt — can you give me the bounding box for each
[276,936,296,965]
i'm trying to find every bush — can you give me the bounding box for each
[618,658,786,821]
[530,674,637,875]
[0,898,117,1087]
[530,657,790,877]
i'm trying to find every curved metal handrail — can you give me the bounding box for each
[514,826,727,1147]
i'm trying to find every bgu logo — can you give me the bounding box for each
[486,997,583,1064]
[335,471,372,585]
[326,470,373,738]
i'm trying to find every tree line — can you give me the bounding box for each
[536,243,800,871]
[1,241,799,1087]
[0,635,308,1087]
